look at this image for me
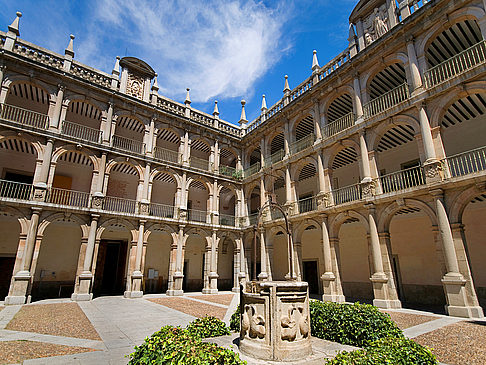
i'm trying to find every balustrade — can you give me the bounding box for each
[149,202,175,218]
[70,62,112,88]
[188,208,208,223]
[103,196,137,214]
[156,97,186,116]
[219,214,236,227]
[0,179,32,201]
[248,213,258,226]
[331,183,362,206]
[290,134,314,154]
[47,187,90,207]
[190,156,210,171]
[322,112,355,138]
[380,166,425,194]
[112,135,144,154]
[154,146,179,164]
[264,149,284,167]
[0,104,49,129]
[243,163,261,178]
[61,120,101,143]
[363,83,409,119]
[219,165,242,179]
[13,39,64,70]
[446,146,486,177]
[298,196,317,213]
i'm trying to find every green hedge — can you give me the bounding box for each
[229,304,240,332]
[186,316,230,339]
[309,300,403,347]
[326,337,437,364]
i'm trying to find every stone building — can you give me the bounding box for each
[0,0,485,319]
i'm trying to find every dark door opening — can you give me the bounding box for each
[182,260,188,291]
[303,260,319,295]
[392,255,403,301]
[93,240,127,297]
[0,257,15,300]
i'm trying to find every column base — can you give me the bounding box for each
[4,295,27,305]
[258,272,269,281]
[124,290,143,298]
[322,294,345,303]
[202,288,218,294]
[71,293,93,301]
[373,299,402,309]
[166,289,184,296]
[232,287,240,293]
[446,305,484,319]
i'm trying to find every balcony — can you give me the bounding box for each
[248,213,258,226]
[61,120,102,143]
[298,196,317,214]
[424,41,486,89]
[271,209,284,220]
[290,134,314,154]
[219,165,242,180]
[446,146,486,178]
[264,149,285,167]
[112,135,144,155]
[149,202,175,218]
[332,183,362,206]
[103,196,137,214]
[0,104,49,129]
[322,112,355,138]
[363,83,409,119]
[188,208,208,223]
[190,156,210,171]
[153,146,179,164]
[380,166,426,194]
[243,163,261,178]
[219,214,236,227]
[46,187,90,208]
[0,179,33,201]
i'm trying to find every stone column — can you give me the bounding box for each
[238,236,247,287]
[73,214,99,301]
[203,230,219,294]
[260,138,265,168]
[366,204,398,308]
[406,37,423,93]
[431,190,483,318]
[167,226,187,296]
[321,216,345,302]
[33,139,54,201]
[127,220,146,298]
[258,228,269,281]
[233,245,240,292]
[49,85,65,130]
[294,240,303,281]
[102,102,113,144]
[353,74,364,119]
[418,104,442,182]
[283,120,290,156]
[182,131,190,166]
[5,208,42,305]
[359,131,375,199]
[378,232,401,307]
[145,117,155,156]
[313,101,322,140]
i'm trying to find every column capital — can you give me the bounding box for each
[429,188,444,198]
[406,35,415,44]
[31,207,43,214]
[90,213,100,221]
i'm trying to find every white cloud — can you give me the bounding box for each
[79,0,290,103]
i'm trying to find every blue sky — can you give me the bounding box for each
[0,0,357,125]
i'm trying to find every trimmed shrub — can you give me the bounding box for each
[128,325,245,365]
[309,300,403,347]
[229,305,240,332]
[186,316,230,339]
[325,337,438,364]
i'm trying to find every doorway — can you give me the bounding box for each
[303,260,319,295]
[93,240,128,297]
[0,257,15,300]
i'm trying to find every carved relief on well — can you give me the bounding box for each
[363,5,389,46]
[241,303,266,340]
[126,72,145,99]
[280,301,310,342]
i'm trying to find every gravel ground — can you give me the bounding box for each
[148,297,228,319]
[6,302,101,340]
[381,311,437,329]
[0,340,95,364]
[414,321,486,365]
[189,294,234,306]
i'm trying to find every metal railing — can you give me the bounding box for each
[112,135,144,155]
[248,213,258,226]
[363,83,409,119]
[380,166,425,194]
[322,112,355,138]
[271,209,284,220]
[46,187,90,208]
[154,147,179,164]
[219,165,242,179]
[264,149,285,167]
[103,196,137,214]
[0,104,49,129]
[424,41,486,89]
[188,208,207,223]
[149,202,175,218]
[219,214,236,227]
[290,134,315,154]
[0,179,33,200]
[298,196,317,213]
[243,163,261,178]
[190,156,210,171]
[332,183,362,206]
[446,146,486,178]
[61,120,101,143]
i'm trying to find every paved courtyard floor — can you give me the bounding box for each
[0,293,484,364]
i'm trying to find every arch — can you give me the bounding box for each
[4,77,54,106]
[0,206,29,235]
[321,84,356,117]
[149,168,180,186]
[156,126,181,148]
[115,114,146,134]
[293,218,322,243]
[219,146,238,167]
[144,223,177,242]
[185,226,211,239]
[105,158,144,179]
[378,198,438,232]
[449,185,486,224]
[247,145,261,167]
[51,145,98,170]
[291,156,318,179]
[325,138,360,170]
[361,53,409,92]
[292,114,315,141]
[369,114,420,151]
[266,130,285,156]
[96,218,137,241]
[37,212,89,238]
[0,132,43,158]
[186,175,211,193]
[325,92,355,123]
[190,138,211,157]
[329,210,369,238]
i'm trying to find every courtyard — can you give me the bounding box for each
[0,294,484,364]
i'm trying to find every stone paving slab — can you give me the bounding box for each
[0,305,21,329]
[403,317,464,338]
[0,329,104,349]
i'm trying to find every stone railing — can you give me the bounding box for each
[156,96,186,116]
[243,163,261,178]
[219,165,242,180]
[61,120,102,143]
[322,112,355,138]
[0,179,33,201]
[0,33,5,48]
[0,103,49,129]
[248,213,258,226]
[298,196,317,213]
[190,110,214,127]
[424,40,486,89]
[188,208,208,223]
[149,202,175,218]
[290,134,315,154]
[446,145,486,178]
[219,214,236,227]
[112,135,145,155]
[219,120,242,137]
[264,149,285,167]
[12,38,64,70]
[363,83,410,119]
[46,187,90,208]
[331,183,362,206]
[380,166,425,194]
[153,146,179,164]
[70,61,112,88]
[290,79,313,102]
[316,48,351,82]
[271,209,284,220]
[103,196,137,214]
[190,156,210,171]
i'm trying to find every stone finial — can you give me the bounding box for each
[261,94,267,112]
[239,99,247,124]
[185,88,191,105]
[213,100,219,116]
[8,11,22,36]
[283,75,290,93]
[65,34,75,57]
[348,23,357,40]
[312,50,319,73]
[152,73,159,92]
[112,56,120,76]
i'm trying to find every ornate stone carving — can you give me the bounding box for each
[91,195,104,209]
[242,304,266,339]
[317,192,331,209]
[139,202,149,214]
[363,5,389,46]
[281,305,298,341]
[127,72,145,99]
[361,180,376,198]
[33,187,46,202]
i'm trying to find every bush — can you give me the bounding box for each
[186,316,230,339]
[309,300,403,347]
[326,337,438,364]
[128,325,245,365]
[229,305,240,332]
